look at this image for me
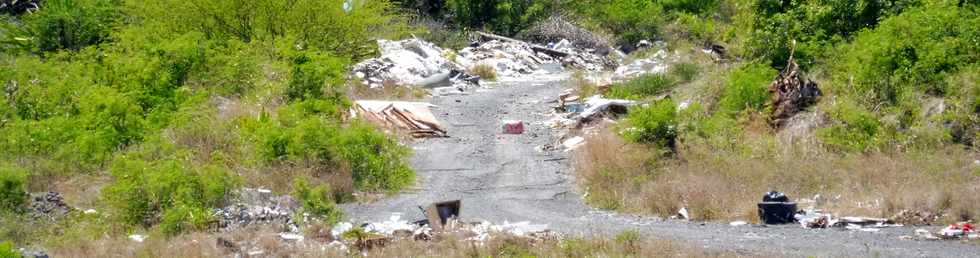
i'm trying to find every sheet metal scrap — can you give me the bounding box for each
[353,100,447,138]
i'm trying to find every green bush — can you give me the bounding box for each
[445,0,554,35]
[624,99,678,148]
[718,62,776,114]
[286,53,348,101]
[103,155,237,234]
[670,62,701,83]
[607,74,676,99]
[0,241,19,258]
[333,122,414,191]
[21,0,123,52]
[0,166,28,212]
[566,0,664,46]
[292,177,343,224]
[832,3,980,107]
[817,100,884,152]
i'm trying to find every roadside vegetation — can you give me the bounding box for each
[0,0,415,249]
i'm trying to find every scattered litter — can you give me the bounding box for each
[613,49,669,82]
[502,120,525,135]
[128,234,147,243]
[279,233,305,242]
[83,209,97,214]
[758,191,797,225]
[729,221,748,227]
[940,222,976,238]
[677,207,690,221]
[352,100,447,138]
[561,136,586,152]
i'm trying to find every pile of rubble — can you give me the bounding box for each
[909,222,980,241]
[457,39,554,78]
[613,48,670,82]
[539,90,637,152]
[519,15,612,51]
[351,38,475,89]
[211,188,302,233]
[28,192,73,220]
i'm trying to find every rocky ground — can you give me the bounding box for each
[342,72,980,258]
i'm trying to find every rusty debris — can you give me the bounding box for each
[769,58,821,128]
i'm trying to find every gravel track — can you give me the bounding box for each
[343,76,980,258]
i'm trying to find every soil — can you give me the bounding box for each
[343,75,980,257]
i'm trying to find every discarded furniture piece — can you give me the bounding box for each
[352,100,447,138]
[758,191,798,224]
[425,200,462,231]
[769,57,821,128]
[577,95,634,121]
[502,120,525,134]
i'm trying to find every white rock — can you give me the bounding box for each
[279,233,304,241]
[729,221,748,227]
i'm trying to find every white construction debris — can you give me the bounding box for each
[351,38,469,88]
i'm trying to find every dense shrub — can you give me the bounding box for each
[831,3,980,107]
[748,0,920,69]
[623,99,678,148]
[565,0,664,46]
[103,154,237,234]
[445,0,554,36]
[292,177,343,224]
[718,62,777,114]
[0,165,27,212]
[0,241,18,258]
[334,122,414,191]
[286,53,348,101]
[21,0,123,52]
[608,74,676,99]
[817,100,884,152]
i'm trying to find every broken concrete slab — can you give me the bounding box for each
[352,100,447,138]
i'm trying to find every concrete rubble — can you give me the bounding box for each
[28,192,73,220]
[212,188,302,233]
[351,100,447,138]
[613,48,670,82]
[457,39,553,78]
[351,38,474,89]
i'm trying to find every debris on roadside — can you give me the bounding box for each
[890,209,941,226]
[128,234,147,243]
[758,191,797,225]
[613,49,670,82]
[212,188,301,233]
[458,38,551,78]
[729,221,748,227]
[768,57,821,128]
[352,100,448,138]
[518,15,612,52]
[578,95,635,122]
[502,120,526,135]
[351,38,476,89]
[905,222,979,241]
[17,248,48,258]
[325,200,557,253]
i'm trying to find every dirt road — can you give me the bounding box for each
[343,75,980,257]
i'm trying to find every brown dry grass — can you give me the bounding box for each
[576,127,980,223]
[468,63,498,82]
[41,226,756,258]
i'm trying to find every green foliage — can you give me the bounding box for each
[661,0,720,14]
[445,0,554,35]
[286,53,348,101]
[718,62,776,114]
[748,0,920,68]
[103,154,237,234]
[817,100,884,152]
[566,0,664,46]
[0,165,27,212]
[334,122,414,191]
[624,99,678,148]
[20,0,123,52]
[131,0,411,61]
[614,229,642,255]
[670,62,701,83]
[832,3,980,106]
[0,241,18,258]
[608,74,677,99]
[292,177,343,224]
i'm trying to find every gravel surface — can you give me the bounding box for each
[343,76,980,257]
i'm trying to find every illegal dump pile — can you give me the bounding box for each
[351,38,475,89]
[351,100,447,138]
[540,90,637,152]
[768,58,822,127]
[212,188,302,233]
